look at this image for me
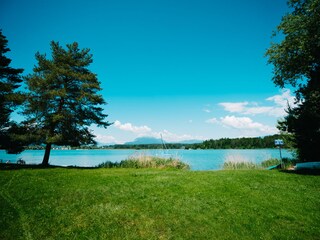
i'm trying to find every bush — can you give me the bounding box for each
[260,158,281,168]
[96,161,119,168]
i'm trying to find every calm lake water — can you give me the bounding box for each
[0,149,293,170]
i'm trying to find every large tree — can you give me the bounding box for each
[266,0,320,162]
[24,41,111,165]
[0,30,24,152]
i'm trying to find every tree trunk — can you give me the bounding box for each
[42,143,52,166]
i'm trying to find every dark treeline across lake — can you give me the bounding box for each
[25,134,289,151]
[109,134,286,150]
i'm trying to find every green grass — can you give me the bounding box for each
[1,168,319,239]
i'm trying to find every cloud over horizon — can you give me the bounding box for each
[112,120,204,143]
[220,115,277,134]
[206,115,277,136]
[114,120,152,135]
[219,89,296,117]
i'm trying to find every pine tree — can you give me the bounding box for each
[0,30,24,151]
[24,41,111,165]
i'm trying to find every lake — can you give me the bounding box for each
[0,149,293,170]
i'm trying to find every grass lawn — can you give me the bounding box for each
[0,168,319,239]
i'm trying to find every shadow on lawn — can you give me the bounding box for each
[0,163,98,170]
[281,169,320,176]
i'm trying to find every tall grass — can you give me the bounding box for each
[223,154,262,170]
[260,158,296,169]
[97,153,189,170]
[223,157,296,170]
[223,161,261,170]
[260,158,281,168]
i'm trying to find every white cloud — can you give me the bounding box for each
[243,106,274,115]
[220,116,277,134]
[219,102,275,116]
[219,102,248,113]
[206,115,277,135]
[94,134,118,144]
[219,89,296,117]
[265,89,296,117]
[267,89,296,107]
[113,120,151,135]
[221,116,261,129]
[113,120,203,143]
[205,118,218,124]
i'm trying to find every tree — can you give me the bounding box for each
[24,41,111,165]
[0,30,24,152]
[266,0,320,162]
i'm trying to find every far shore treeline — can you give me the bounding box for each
[23,134,286,150]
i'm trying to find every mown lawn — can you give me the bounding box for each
[0,168,319,239]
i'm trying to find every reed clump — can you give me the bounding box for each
[223,161,261,170]
[260,158,281,168]
[223,157,296,170]
[97,154,189,170]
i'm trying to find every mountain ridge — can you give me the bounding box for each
[125,137,202,145]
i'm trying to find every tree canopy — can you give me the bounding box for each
[24,41,111,165]
[266,0,320,162]
[266,0,320,93]
[0,30,24,153]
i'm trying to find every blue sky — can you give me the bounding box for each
[1,0,294,144]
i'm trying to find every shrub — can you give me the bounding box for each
[96,161,119,168]
[260,158,281,168]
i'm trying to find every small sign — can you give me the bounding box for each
[274,139,284,146]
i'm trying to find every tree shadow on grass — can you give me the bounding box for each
[0,163,98,170]
[280,169,320,176]
[0,194,24,240]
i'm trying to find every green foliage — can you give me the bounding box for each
[97,155,190,170]
[0,169,319,239]
[261,157,297,169]
[0,123,35,154]
[266,0,320,162]
[260,158,281,168]
[0,30,24,126]
[0,30,24,152]
[266,0,320,92]
[23,41,111,164]
[109,134,287,150]
[202,135,283,149]
[281,92,320,162]
[97,161,119,168]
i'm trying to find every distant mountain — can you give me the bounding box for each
[125,137,203,145]
[125,137,162,145]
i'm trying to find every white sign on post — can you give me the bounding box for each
[274,139,284,146]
